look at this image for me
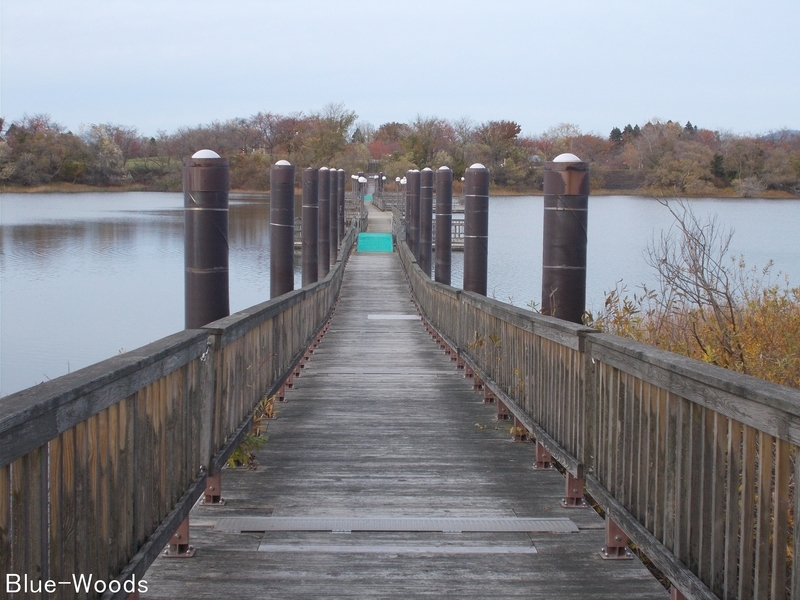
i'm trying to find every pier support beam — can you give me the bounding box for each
[270,160,295,299]
[541,153,589,323]
[435,166,453,285]
[318,167,330,278]
[463,163,490,296]
[183,149,230,329]
[302,168,319,286]
[419,167,434,277]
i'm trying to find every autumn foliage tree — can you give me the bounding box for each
[586,201,800,388]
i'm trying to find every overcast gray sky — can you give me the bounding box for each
[2,0,798,138]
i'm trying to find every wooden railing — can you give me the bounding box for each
[0,221,361,599]
[399,239,800,600]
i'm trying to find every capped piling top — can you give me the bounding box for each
[275,159,292,166]
[422,167,433,172]
[545,153,589,195]
[438,165,451,171]
[192,149,221,159]
[553,153,581,163]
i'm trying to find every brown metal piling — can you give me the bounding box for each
[337,169,345,246]
[419,167,434,277]
[270,160,296,299]
[463,163,489,296]
[435,166,453,285]
[541,153,589,323]
[406,169,421,259]
[329,168,339,265]
[318,167,331,278]
[183,149,230,329]
[302,168,319,287]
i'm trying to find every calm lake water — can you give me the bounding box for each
[1,192,798,397]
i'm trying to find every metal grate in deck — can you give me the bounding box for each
[216,516,578,534]
[257,544,539,554]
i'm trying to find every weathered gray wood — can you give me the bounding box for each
[586,476,717,600]
[104,475,207,600]
[484,369,583,479]
[0,464,9,578]
[724,419,742,600]
[586,334,800,445]
[739,426,756,599]
[754,431,772,599]
[0,330,208,467]
[792,445,800,598]
[708,412,726,597]
[144,252,667,599]
[772,438,789,600]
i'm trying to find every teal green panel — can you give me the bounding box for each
[357,233,393,252]
[364,194,373,202]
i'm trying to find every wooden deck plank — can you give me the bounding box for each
[144,252,667,599]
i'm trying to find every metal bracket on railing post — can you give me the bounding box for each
[601,517,633,559]
[534,440,553,469]
[483,387,496,404]
[164,516,196,558]
[511,417,529,442]
[464,364,474,378]
[276,384,286,403]
[496,399,510,420]
[472,375,484,391]
[670,587,687,600]
[561,473,587,507]
[202,471,225,506]
[456,349,465,370]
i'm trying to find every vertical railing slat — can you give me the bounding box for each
[754,431,774,599]
[739,425,757,599]
[708,412,727,596]
[772,438,790,600]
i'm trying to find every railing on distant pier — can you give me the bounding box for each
[378,192,464,250]
[399,237,800,600]
[0,218,363,599]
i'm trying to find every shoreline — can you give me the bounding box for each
[1,182,797,200]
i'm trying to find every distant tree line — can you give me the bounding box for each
[1,106,798,195]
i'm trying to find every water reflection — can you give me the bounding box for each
[0,192,295,397]
[1,192,798,398]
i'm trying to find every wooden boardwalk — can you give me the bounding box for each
[144,251,668,599]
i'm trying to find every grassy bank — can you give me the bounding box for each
[3,181,798,199]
